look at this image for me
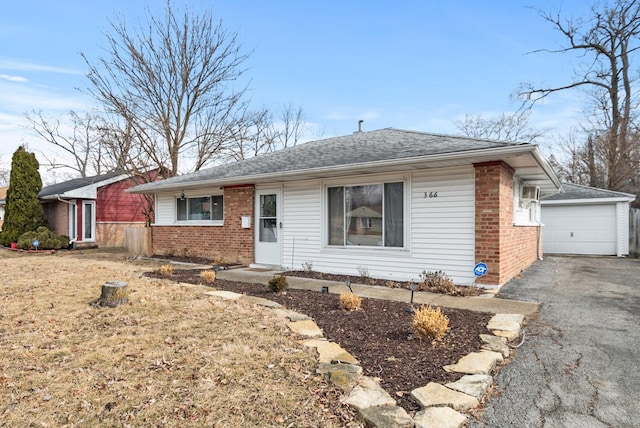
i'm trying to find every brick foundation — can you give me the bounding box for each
[474,161,541,285]
[152,185,255,265]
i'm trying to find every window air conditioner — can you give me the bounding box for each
[521,185,540,201]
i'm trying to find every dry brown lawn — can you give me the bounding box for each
[0,249,359,427]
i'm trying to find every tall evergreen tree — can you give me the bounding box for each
[0,146,44,246]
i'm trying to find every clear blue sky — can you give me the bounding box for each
[0,0,593,182]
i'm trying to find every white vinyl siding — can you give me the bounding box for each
[281,166,476,285]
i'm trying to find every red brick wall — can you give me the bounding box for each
[151,185,255,265]
[474,161,541,285]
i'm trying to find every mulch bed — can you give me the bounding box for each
[146,268,492,414]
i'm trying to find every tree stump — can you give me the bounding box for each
[94,281,129,307]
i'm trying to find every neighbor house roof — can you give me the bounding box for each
[542,182,636,204]
[129,128,562,195]
[39,171,129,200]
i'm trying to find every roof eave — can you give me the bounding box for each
[128,144,556,194]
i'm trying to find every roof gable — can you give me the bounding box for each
[39,171,129,200]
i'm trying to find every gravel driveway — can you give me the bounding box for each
[470,256,640,428]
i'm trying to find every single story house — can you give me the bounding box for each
[129,128,563,287]
[39,171,152,248]
[541,183,636,256]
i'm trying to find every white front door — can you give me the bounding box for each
[255,188,281,266]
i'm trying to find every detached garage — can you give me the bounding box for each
[541,183,636,256]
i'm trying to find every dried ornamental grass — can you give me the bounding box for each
[412,305,450,342]
[339,292,362,311]
[199,269,216,283]
[157,264,173,277]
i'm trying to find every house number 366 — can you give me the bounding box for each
[424,192,438,198]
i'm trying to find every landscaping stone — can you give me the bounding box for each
[326,364,363,390]
[443,350,503,375]
[414,406,468,428]
[241,294,283,308]
[204,290,242,300]
[410,382,479,411]
[488,313,525,326]
[342,376,397,410]
[273,308,310,321]
[359,405,414,428]
[303,339,359,364]
[480,333,510,357]
[445,374,493,400]
[287,320,323,338]
[487,313,524,340]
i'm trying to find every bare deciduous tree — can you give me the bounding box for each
[82,2,251,177]
[224,103,309,162]
[25,110,108,178]
[520,0,640,193]
[455,110,545,143]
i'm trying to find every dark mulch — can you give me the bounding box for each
[146,268,492,414]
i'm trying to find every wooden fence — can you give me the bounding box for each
[125,226,152,257]
[630,208,640,258]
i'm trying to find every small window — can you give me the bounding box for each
[177,195,223,221]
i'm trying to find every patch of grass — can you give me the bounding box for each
[0,251,354,427]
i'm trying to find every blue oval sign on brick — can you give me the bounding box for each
[473,262,488,277]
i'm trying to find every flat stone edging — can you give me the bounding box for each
[204,289,525,427]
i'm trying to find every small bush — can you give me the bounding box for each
[339,292,362,311]
[418,270,457,294]
[16,226,69,250]
[356,265,369,278]
[268,274,288,293]
[412,305,449,342]
[158,264,174,277]
[199,270,216,283]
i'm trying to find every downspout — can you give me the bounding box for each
[55,195,78,244]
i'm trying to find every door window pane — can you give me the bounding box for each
[83,203,93,240]
[259,194,277,242]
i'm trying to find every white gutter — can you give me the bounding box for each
[129,144,551,194]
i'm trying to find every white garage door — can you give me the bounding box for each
[542,204,617,255]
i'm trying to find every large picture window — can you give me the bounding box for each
[327,182,404,247]
[177,195,223,221]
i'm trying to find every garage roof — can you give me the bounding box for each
[542,183,636,204]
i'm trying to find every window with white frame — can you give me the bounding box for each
[177,195,223,222]
[513,179,540,225]
[327,182,404,247]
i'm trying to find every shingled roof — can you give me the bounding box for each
[129,128,560,194]
[38,171,127,199]
[543,182,636,202]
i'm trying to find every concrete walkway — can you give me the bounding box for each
[216,268,540,316]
